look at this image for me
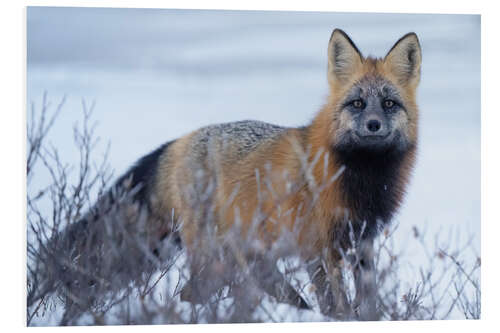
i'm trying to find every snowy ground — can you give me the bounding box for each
[27,7,480,323]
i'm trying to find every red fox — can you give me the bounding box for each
[58,29,421,318]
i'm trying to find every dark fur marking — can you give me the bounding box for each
[332,145,413,248]
[115,140,175,208]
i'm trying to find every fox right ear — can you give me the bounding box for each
[327,29,363,84]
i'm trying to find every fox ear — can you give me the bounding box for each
[384,32,422,86]
[327,29,363,84]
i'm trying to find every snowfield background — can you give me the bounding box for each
[27,7,480,324]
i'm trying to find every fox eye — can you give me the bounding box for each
[352,100,364,108]
[383,99,395,108]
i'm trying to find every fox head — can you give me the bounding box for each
[325,29,421,156]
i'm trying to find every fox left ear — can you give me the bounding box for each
[384,32,422,86]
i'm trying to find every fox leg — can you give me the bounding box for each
[352,239,377,320]
[251,255,310,309]
[308,261,334,313]
[307,253,349,317]
[179,254,310,310]
[179,272,226,305]
[179,253,229,304]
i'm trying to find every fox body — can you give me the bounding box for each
[63,29,421,315]
[123,30,421,256]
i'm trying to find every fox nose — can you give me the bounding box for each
[366,119,381,133]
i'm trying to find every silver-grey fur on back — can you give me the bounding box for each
[190,120,288,160]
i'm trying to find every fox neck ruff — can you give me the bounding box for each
[332,145,415,246]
